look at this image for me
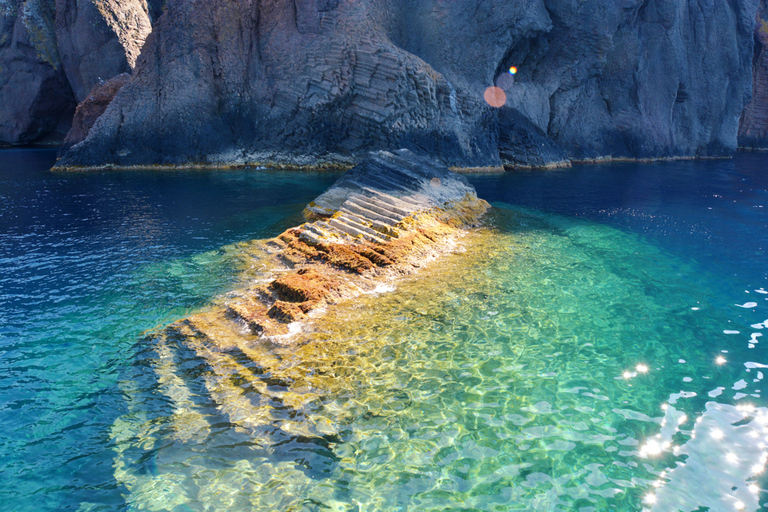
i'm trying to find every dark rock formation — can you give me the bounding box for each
[500,0,758,160]
[54,0,153,102]
[0,0,75,144]
[61,72,130,151]
[740,0,768,149]
[0,0,156,145]
[54,0,759,169]
[497,107,570,169]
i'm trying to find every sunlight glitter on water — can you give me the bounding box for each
[112,205,768,511]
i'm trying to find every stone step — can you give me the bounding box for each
[339,200,395,224]
[327,217,388,244]
[174,317,321,422]
[361,187,427,210]
[344,196,404,224]
[348,192,411,219]
[337,208,399,239]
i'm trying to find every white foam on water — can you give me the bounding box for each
[736,302,758,309]
[371,283,396,294]
[724,330,741,335]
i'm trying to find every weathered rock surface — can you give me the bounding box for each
[0,0,75,144]
[54,0,153,102]
[163,149,489,341]
[61,72,129,151]
[497,107,570,169]
[53,0,760,169]
[740,0,768,149]
[0,0,157,145]
[501,0,758,160]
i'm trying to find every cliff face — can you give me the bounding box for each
[0,0,157,144]
[54,0,153,102]
[55,0,759,169]
[505,0,757,160]
[1,0,762,163]
[739,0,768,148]
[0,0,74,144]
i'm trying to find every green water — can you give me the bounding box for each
[113,205,768,511]
[4,151,768,511]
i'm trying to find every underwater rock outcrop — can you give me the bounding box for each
[142,150,488,438]
[52,0,759,169]
[165,149,488,339]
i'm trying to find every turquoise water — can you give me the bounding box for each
[2,149,768,511]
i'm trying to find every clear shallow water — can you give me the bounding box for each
[0,149,340,511]
[2,150,768,511]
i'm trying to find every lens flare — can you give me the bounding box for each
[509,66,518,75]
[483,86,507,108]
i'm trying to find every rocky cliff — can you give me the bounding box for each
[740,0,768,149]
[2,0,765,164]
[0,0,159,145]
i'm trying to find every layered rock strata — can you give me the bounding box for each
[142,150,488,437]
[53,0,759,170]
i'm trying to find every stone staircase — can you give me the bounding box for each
[135,149,490,447]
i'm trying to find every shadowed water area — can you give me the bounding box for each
[1,149,768,511]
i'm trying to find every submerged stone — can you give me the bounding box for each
[143,149,489,443]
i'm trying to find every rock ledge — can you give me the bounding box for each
[153,150,489,357]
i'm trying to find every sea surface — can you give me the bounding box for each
[1,148,767,511]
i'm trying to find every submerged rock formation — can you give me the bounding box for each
[0,0,158,145]
[740,0,768,149]
[132,151,487,466]
[170,150,489,340]
[53,0,759,169]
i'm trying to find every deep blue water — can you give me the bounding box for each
[0,149,340,511]
[470,156,768,292]
[1,149,767,511]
